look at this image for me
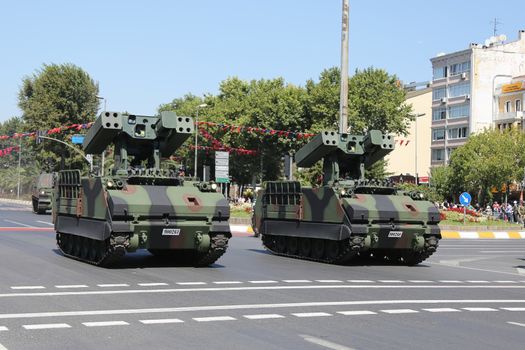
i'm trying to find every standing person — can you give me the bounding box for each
[513,201,519,223]
[506,203,514,223]
[519,201,525,226]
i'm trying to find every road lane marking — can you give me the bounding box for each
[212,281,243,285]
[439,257,493,266]
[315,280,343,283]
[408,280,433,283]
[438,280,463,283]
[501,307,525,311]
[23,323,71,330]
[379,280,404,283]
[82,321,129,327]
[480,251,525,253]
[431,261,523,277]
[248,280,278,284]
[300,334,355,350]
[347,280,374,283]
[2,285,525,299]
[137,283,169,287]
[0,326,7,331]
[36,221,53,226]
[337,311,377,316]
[422,308,461,313]
[381,309,419,314]
[176,282,206,286]
[55,285,88,289]
[0,343,7,350]
[466,281,490,283]
[0,227,52,232]
[97,284,129,288]
[507,321,525,328]
[282,280,311,283]
[462,307,497,312]
[0,300,524,319]
[494,281,517,283]
[3,219,36,228]
[193,316,236,322]
[139,318,184,324]
[10,286,45,290]
[243,314,285,320]
[292,312,332,318]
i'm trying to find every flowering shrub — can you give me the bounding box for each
[440,209,482,223]
[445,207,480,217]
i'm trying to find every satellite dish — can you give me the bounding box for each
[498,34,507,42]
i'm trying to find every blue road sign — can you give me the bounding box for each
[71,135,85,145]
[459,192,471,206]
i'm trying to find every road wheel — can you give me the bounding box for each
[64,234,74,254]
[287,237,299,255]
[275,236,287,253]
[325,240,340,261]
[72,236,82,257]
[299,238,311,257]
[80,238,90,259]
[311,239,325,259]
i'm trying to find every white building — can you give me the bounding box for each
[430,30,525,166]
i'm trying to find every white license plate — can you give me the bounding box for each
[388,231,403,238]
[162,228,181,236]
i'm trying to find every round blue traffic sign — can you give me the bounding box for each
[459,192,471,206]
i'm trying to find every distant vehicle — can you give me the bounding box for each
[31,173,54,214]
[53,111,231,266]
[252,130,441,265]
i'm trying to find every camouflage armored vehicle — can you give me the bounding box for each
[54,111,231,266]
[31,173,54,214]
[252,130,441,265]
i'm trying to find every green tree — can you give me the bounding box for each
[18,63,99,171]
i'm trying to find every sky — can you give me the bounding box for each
[1,0,524,122]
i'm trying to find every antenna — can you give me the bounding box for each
[491,17,502,36]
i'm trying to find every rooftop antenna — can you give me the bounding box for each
[491,17,502,36]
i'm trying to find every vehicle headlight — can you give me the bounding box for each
[340,189,346,196]
[40,190,46,195]
[107,181,114,188]
[211,183,218,190]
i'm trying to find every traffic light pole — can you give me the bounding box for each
[16,137,21,199]
[38,135,93,171]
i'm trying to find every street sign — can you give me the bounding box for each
[215,151,229,183]
[459,192,471,206]
[71,135,85,145]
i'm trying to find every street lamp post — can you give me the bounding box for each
[96,96,106,175]
[194,103,208,179]
[413,113,425,184]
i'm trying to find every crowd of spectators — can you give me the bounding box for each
[439,200,525,226]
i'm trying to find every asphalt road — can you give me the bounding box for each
[0,201,524,350]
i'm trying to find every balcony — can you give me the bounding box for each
[494,111,524,122]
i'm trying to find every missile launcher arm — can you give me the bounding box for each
[83,112,123,154]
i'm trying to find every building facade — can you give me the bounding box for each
[494,76,525,130]
[430,30,525,166]
[386,87,432,183]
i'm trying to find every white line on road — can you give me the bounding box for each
[501,307,525,311]
[10,286,45,290]
[422,308,461,313]
[0,326,7,331]
[462,307,497,312]
[300,334,355,350]
[0,343,7,350]
[408,280,434,283]
[2,285,525,299]
[315,280,343,283]
[82,321,129,327]
[193,316,236,322]
[494,281,517,283]
[55,285,88,289]
[23,323,71,330]
[248,280,278,284]
[380,309,419,314]
[480,251,525,253]
[337,311,377,316]
[466,281,490,283]
[379,280,404,283]
[507,321,525,328]
[347,280,374,283]
[97,284,129,288]
[176,282,206,286]
[282,280,312,283]
[137,283,169,287]
[139,318,184,324]
[3,219,36,228]
[432,261,523,277]
[438,280,463,283]
[0,299,524,320]
[36,221,53,226]
[212,281,243,285]
[243,314,285,320]
[292,312,332,318]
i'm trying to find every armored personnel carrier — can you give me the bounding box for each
[54,111,231,266]
[253,130,440,265]
[31,173,54,214]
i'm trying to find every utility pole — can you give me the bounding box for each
[194,103,208,179]
[16,137,21,199]
[338,0,350,133]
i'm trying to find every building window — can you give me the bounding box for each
[431,149,445,161]
[516,100,522,112]
[448,82,470,98]
[432,128,445,141]
[448,127,468,140]
[505,101,512,112]
[449,104,470,119]
[433,66,447,80]
[432,107,447,121]
[450,61,470,76]
[447,147,456,159]
[433,87,447,100]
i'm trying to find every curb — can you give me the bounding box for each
[0,198,31,206]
